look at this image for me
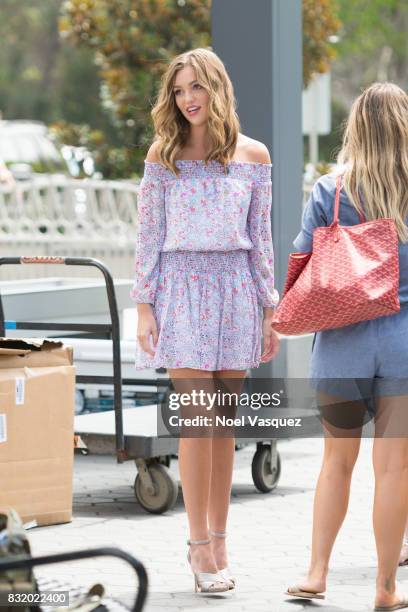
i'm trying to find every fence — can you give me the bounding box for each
[0,175,138,280]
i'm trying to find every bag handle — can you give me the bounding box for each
[333,174,365,225]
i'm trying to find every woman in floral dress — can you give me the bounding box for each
[131,47,280,594]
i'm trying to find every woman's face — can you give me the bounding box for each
[173,65,210,127]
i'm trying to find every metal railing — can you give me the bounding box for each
[0,175,139,279]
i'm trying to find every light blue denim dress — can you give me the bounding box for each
[293,173,408,404]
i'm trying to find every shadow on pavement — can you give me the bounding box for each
[72,481,310,519]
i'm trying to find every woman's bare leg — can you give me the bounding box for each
[209,369,246,570]
[373,395,408,608]
[168,367,218,574]
[291,393,364,594]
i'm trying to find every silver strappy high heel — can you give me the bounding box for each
[209,530,236,589]
[187,538,229,593]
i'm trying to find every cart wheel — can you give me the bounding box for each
[134,464,178,514]
[251,447,281,493]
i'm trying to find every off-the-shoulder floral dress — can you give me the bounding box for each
[131,159,279,371]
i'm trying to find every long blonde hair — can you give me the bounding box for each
[151,48,240,176]
[338,82,408,242]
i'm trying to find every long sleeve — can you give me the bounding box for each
[130,163,166,304]
[247,172,279,308]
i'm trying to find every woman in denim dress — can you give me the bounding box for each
[286,83,408,611]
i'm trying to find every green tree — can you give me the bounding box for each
[0,0,61,120]
[303,0,340,86]
[313,0,408,165]
[59,0,212,174]
[59,0,340,176]
[333,0,408,105]
[0,0,112,131]
[0,0,340,175]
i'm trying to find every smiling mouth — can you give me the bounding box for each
[186,106,201,116]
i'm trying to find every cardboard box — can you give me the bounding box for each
[0,338,75,526]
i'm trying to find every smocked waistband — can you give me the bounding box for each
[159,249,250,273]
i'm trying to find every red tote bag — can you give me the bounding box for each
[272,175,400,336]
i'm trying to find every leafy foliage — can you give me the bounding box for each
[0,0,340,176]
[59,0,339,176]
[314,0,408,164]
[59,0,212,174]
[0,0,62,120]
[333,0,408,103]
[0,0,110,131]
[303,0,341,86]
[50,120,139,179]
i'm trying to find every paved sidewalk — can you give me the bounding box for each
[29,437,408,612]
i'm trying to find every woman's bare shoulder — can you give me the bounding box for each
[235,134,271,164]
[145,141,161,163]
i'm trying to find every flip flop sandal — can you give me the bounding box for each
[374,598,408,611]
[285,585,325,600]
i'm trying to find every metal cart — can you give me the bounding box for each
[0,546,148,612]
[0,256,281,514]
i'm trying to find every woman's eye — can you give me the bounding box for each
[174,90,181,96]
[193,83,202,90]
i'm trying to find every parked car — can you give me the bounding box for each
[0,120,68,179]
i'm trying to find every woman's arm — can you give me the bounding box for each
[293,177,329,252]
[131,143,165,304]
[245,142,280,361]
[246,142,279,312]
[131,143,165,355]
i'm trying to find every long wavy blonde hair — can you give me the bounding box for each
[151,48,240,176]
[338,82,408,242]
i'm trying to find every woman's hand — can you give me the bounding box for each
[260,309,280,362]
[136,304,158,357]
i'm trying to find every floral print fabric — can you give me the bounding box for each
[131,159,279,370]
[131,160,279,307]
[134,250,262,370]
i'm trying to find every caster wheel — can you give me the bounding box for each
[251,446,281,493]
[134,463,178,514]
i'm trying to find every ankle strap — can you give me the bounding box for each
[187,538,210,546]
[209,530,227,538]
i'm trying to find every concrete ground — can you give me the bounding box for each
[29,437,408,612]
